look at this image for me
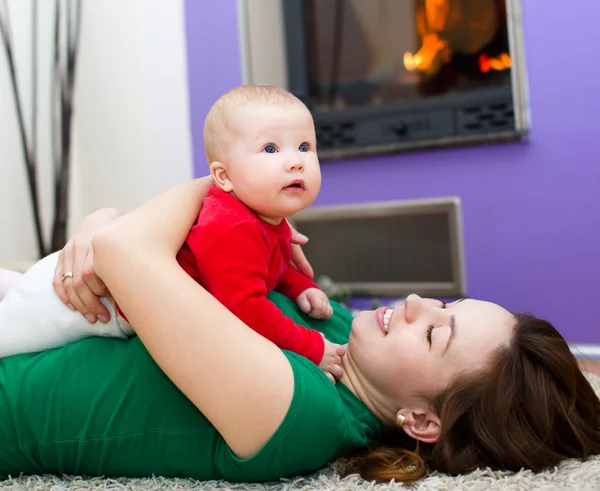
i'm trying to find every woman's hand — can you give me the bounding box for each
[288,224,314,280]
[53,208,123,324]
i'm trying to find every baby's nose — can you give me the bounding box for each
[287,159,304,171]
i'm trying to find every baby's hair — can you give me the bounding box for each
[204,84,306,163]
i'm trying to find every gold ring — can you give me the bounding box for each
[62,272,74,281]
[395,414,405,429]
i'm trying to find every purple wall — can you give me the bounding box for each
[185,0,600,343]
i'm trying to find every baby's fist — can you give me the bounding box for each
[297,287,333,319]
[319,337,345,383]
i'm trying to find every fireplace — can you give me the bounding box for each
[240,0,529,160]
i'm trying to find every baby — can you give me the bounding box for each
[175,84,344,372]
[0,85,344,379]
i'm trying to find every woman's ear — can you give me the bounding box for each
[396,409,441,444]
[210,162,233,192]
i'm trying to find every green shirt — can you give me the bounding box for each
[0,293,385,482]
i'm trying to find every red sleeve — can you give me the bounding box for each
[276,264,319,301]
[193,221,325,365]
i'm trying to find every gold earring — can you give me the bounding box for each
[395,414,405,429]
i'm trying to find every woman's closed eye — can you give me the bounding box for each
[426,325,435,344]
[426,301,447,344]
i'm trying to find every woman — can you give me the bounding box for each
[0,176,598,483]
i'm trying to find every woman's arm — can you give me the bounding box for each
[92,176,294,459]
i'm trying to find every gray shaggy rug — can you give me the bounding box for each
[2,373,600,491]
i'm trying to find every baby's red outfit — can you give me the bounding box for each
[176,186,325,364]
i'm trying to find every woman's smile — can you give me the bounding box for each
[375,306,391,335]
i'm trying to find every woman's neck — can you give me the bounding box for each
[339,347,396,427]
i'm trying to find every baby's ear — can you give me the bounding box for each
[210,162,233,192]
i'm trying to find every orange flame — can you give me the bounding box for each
[403,33,449,73]
[404,2,450,74]
[403,0,511,75]
[479,53,512,73]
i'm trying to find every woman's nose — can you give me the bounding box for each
[403,294,425,323]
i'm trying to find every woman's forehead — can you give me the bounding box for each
[454,298,513,332]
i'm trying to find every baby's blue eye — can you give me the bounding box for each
[263,144,276,153]
[299,143,309,152]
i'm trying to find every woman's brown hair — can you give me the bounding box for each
[342,313,600,482]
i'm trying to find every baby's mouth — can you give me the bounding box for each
[283,179,305,191]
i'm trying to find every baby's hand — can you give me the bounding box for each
[297,287,333,319]
[319,336,345,383]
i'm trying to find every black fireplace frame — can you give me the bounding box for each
[282,0,530,160]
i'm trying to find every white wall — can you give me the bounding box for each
[0,0,193,265]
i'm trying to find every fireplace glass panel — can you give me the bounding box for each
[304,0,511,110]
[277,0,529,159]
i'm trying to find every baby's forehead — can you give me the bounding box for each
[220,101,267,134]
[225,98,289,116]
[217,99,270,125]
[225,100,305,130]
